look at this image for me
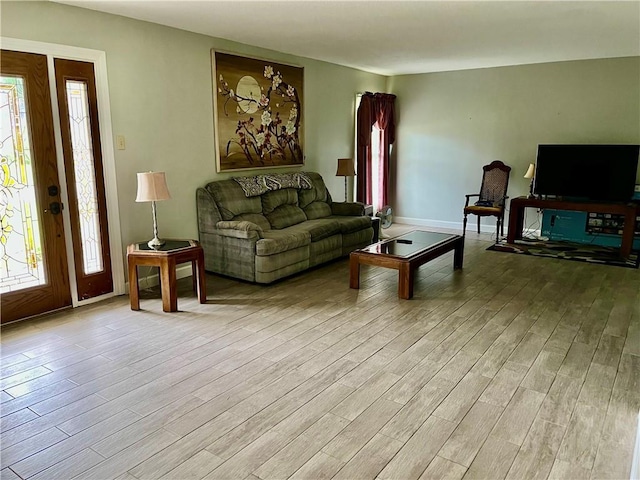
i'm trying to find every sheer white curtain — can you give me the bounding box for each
[371,125,382,211]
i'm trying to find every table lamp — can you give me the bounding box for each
[136,171,171,248]
[336,158,356,202]
[524,163,535,198]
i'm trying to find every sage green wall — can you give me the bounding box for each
[4,3,639,259]
[387,57,640,230]
[1,1,386,271]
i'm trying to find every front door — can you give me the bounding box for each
[1,50,72,322]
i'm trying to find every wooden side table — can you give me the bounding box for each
[127,239,206,312]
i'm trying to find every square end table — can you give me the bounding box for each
[127,239,206,312]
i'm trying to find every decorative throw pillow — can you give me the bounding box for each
[233,176,269,197]
[263,172,313,191]
[233,172,313,197]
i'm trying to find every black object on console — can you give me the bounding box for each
[534,144,639,202]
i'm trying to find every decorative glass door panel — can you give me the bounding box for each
[0,76,46,291]
[65,80,103,275]
[55,58,113,300]
[0,50,72,324]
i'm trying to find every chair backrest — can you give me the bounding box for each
[479,160,511,205]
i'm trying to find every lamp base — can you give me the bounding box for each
[528,179,535,199]
[344,176,348,202]
[147,236,165,249]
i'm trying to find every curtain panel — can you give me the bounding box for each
[356,92,396,209]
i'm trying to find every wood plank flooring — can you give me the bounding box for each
[1,225,639,480]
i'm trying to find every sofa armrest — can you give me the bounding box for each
[216,220,263,236]
[211,229,260,240]
[196,187,223,233]
[331,202,365,216]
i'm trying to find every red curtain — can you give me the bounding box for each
[356,92,396,209]
[356,94,374,205]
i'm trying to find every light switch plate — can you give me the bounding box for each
[116,135,126,150]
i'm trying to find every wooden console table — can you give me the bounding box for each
[507,196,638,258]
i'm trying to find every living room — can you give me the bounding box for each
[1,1,639,479]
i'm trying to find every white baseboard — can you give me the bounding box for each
[124,264,194,292]
[395,216,484,233]
[394,216,541,238]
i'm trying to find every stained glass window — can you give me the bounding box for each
[66,80,103,275]
[0,76,46,293]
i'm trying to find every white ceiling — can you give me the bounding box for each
[54,0,640,76]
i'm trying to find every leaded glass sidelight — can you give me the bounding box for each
[65,80,103,275]
[0,76,46,293]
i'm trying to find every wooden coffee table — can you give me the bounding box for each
[349,230,464,299]
[127,239,206,312]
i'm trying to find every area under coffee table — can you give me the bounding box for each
[349,230,464,299]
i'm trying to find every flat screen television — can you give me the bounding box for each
[534,144,639,202]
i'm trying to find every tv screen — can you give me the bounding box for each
[534,144,639,202]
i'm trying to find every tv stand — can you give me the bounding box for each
[507,196,638,258]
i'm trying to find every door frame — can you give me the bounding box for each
[2,37,125,306]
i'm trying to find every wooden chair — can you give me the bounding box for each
[463,160,511,243]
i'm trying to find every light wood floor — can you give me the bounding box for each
[1,226,639,480]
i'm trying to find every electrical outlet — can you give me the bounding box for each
[116,135,126,150]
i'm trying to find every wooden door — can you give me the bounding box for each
[0,50,72,323]
[54,59,113,300]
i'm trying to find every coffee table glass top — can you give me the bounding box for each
[360,230,459,258]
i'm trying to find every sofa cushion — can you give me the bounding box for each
[309,234,342,267]
[206,179,262,221]
[261,188,307,229]
[303,201,332,220]
[261,188,298,213]
[342,228,374,255]
[255,245,309,273]
[232,213,271,231]
[257,230,311,256]
[266,205,307,229]
[330,215,372,234]
[298,172,330,208]
[255,256,309,284]
[288,218,341,242]
[331,202,365,216]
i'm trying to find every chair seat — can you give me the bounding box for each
[464,205,502,215]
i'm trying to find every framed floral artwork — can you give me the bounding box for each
[212,51,304,172]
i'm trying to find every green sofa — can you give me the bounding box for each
[196,172,374,283]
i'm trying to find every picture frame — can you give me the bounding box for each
[212,51,304,172]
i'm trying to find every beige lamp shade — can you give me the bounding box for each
[524,163,535,179]
[135,172,171,202]
[336,158,356,177]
